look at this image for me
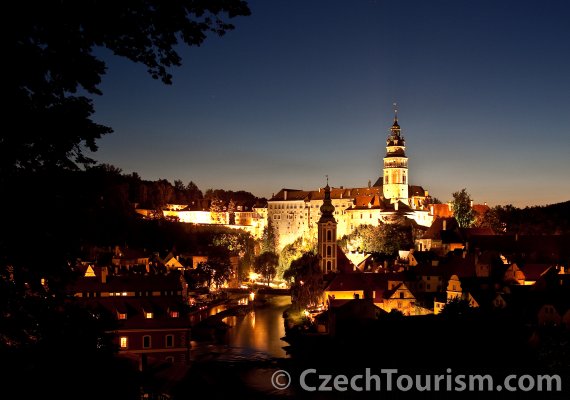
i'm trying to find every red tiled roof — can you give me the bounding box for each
[422,217,460,241]
[337,247,355,273]
[520,264,553,281]
[472,204,490,216]
[431,204,453,218]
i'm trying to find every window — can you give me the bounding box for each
[385,176,388,184]
[165,356,175,364]
[326,261,332,272]
[403,175,406,184]
[143,335,151,349]
[120,337,128,349]
[118,312,127,320]
[165,335,174,348]
[326,230,332,241]
[426,284,431,290]
[399,292,404,299]
[145,312,153,319]
[169,310,179,318]
[327,246,332,256]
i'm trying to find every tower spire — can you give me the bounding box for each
[319,177,335,222]
[393,102,398,124]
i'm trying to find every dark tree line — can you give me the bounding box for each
[2,2,251,399]
[493,201,570,235]
[4,0,250,177]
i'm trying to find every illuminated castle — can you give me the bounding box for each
[268,110,434,250]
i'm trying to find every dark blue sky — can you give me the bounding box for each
[91,0,570,206]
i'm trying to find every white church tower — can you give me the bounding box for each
[382,107,409,202]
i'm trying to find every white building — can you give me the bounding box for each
[268,112,435,250]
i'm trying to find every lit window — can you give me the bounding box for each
[118,312,127,320]
[120,337,128,349]
[166,335,174,348]
[143,335,151,349]
[169,311,179,318]
[145,312,153,319]
[121,292,127,296]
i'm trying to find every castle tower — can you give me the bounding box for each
[382,107,409,201]
[318,179,337,273]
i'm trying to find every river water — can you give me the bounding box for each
[180,295,295,398]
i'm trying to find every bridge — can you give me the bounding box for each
[223,287,291,296]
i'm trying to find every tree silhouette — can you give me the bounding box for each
[254,251,279,286]
[284,253,323,309]
[5,0,250,175]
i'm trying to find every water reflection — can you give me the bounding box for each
[185,295,294,398]
[191,295,291,360]
[225,295,291,358]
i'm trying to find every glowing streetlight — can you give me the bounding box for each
[248,271,259,282]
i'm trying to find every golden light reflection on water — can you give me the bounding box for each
[225,295,291,358]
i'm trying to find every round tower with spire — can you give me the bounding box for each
[382,105,409,202]
[318,177,337,273]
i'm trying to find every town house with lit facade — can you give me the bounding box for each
[70,265,191,370]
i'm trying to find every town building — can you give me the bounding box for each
[69,265,191,370]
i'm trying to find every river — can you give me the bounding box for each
[177,295,295,398]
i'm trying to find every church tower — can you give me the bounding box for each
[382,107,409,201]
[318,179,337,273]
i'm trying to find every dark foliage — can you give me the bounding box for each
[4,0,250,174]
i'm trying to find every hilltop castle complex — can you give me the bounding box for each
[268,112,435,250]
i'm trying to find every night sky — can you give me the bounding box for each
[90,0,570,207]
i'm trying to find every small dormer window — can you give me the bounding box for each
[145,312,153,319]
[169,310,179,318]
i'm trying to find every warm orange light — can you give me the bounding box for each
[145,312,153,319]
[120,337,128,349]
